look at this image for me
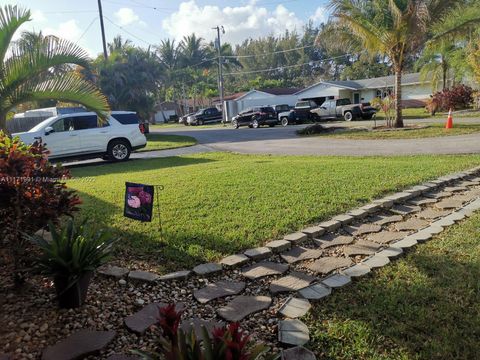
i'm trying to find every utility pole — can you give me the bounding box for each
[97,0,108,60]
[212,25,225,124]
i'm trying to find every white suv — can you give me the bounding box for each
[13,111,147,161]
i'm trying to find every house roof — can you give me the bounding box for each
[258,87,302,95]
[295,73,424,95]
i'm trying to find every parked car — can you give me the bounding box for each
[272,104,292,118]
[180,112,194,125]
[187,107,222,125]
[231,106,277,129]
[12,111,146,162]
[278,100,319,126]
[311,98,377,121]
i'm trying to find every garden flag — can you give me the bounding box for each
[124,182,154,222]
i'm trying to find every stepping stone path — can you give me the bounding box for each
[372,214,403,226]
[265,240,291,252]
[279,297,311,318]
[394,218,429,231]
[345,223,382,236]
[98,265,129,278]
[306,257,353,274]
[128,270,159,283]
[377,246,403,258]
[284,232,308,244]
[362,255,390,269]
[194,281,245,304]
[220,254,249,268]
[344,240,381,256]
[42,330,116,360]
[125,303,166,334]
[390,204,421,215]
[321,274,351,288]
[341,263,370,278]
[158,270,191,281]
[436,198,465,210]
[314,234,354,249]
[281,246,323,264]
[244,247,272,260]
[242,261,289,280]
[416,208,450,220]
[424,191,452,199]
[298,283,332,300]
[270,271,316,294]
[281,346,316,360]
[302,226,325,237]
[217,296,271,321]
[318,220,341,231]
[393,236,418,249]
[180,318,225,338]
[193,263,222,275]
[367,231,408,245]
[408,197,437,206]
[278,319,310,346]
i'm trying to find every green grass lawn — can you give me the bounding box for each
[306,212,480,360]
[139,133,197,152]
[68,153,480,272]
[316,123,480,140]
[374,107,480,121]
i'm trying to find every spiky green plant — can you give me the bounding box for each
[0,5,109,131]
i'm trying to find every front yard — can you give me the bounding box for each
[68,152,480,272]
[140,133,197,152]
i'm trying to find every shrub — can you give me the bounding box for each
[0,132,80,284]
[431,85,474,111]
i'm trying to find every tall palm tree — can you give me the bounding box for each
[329,0,480,127]
[179,34,209,67]
[0,5,109,131]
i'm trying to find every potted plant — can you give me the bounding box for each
[27,218,118,308]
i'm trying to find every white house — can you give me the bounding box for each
[295,72,436,107]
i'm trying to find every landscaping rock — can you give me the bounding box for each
[409,230,432,243]
[372,214,403,226]
[278,297,311,318]
[281,346,316,360]
[362,254,390,269]
[194,281,246,304]
[284,232,308,244]
[392,236,418,249]
[347,208,369,219]
[321,274,351,288]
[318,220,341,232]
[367,231,409,244]
[341,263,371,278]
[42,330,116,360]
[344,223,382,236]
[98,265,129,279]
[424,225,444,234]
[376,246,403,258]
[270,271,316,294]
[344,240,381,256]
[372,198,394,208]
[360,203,382,214]
[332,214,354,225]
[242,261,289,280]
[180,318,225,338]
[432,217,455,227]
[435,199,464,210]
[244,247,272,260]
[125,303,166,334]
[390,204,421,215]
[298,283,332,300]
[219,254,249,268]
[265,240,291,253]
[217,296,271,321]
[280,246,323,264]
[158,270,191,281]
[416,208,450,220]
[386,192,415,203]
[128,270,159,283]
[278,319,309,346]
[424,191,452,199]
[408,197,437,206]
[302,226,325,238]
[394,218,429,231]
[313,234,354,249]
[193,263,222,276]
[306,257,353,274]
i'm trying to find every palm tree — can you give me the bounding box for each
[0,5,109,131]
[328,0,480,127]
[179,34,209,67]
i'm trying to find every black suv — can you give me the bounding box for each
[278,100,319,126]
[187,107,222,125]
[232,106,277,129]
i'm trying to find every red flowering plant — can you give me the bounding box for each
[133,303,279,360]
[0,132,81,285]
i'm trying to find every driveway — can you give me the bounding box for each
[153,118,480,156]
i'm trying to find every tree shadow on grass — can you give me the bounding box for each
[306,249,480,360]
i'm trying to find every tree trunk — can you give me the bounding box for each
[442,61,448,90]
[394,67,403,128]
[0,111,7,133]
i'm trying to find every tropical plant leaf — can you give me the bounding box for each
[0,5,30,65]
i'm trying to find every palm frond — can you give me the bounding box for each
[430,1,480,41]
[0,5,31,64]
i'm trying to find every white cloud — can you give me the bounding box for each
[162,1,305,45]
[31,10,47,23]
[310,6,328,24]
[43,20,95,57]
[114,7,146,27]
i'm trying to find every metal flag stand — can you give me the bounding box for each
[153,185,165,237]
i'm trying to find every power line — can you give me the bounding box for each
[75,17,99,43]
[225,44,316,59]
[103,15,152,46]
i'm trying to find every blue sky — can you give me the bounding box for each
[9,0,329,57]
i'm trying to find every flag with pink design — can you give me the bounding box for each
[124,182,154,222]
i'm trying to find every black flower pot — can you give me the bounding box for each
[54,271,93,308]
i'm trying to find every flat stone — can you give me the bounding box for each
[377,246,403,258]
[390,204,421,215]
[318,220,341,232]
[98,265,129,278]
[281,246,323,264]
[125,303,166,334]
[362,255,390,269]
[372,214,403,226]
[321,273,351,288]
[128,270,159,283]
[244,247,272,260]
[180,318,225,338]
[395,218,429,231]
[341,263,371,278]
[408,197,437,206]
[386,192,415,202]
[158,270,191,281]
[409,230,432,243]
[301,226,325,238]
[284,232,308,244]
[306,257,353,274]
[278,319,309,346]
[281,346,316,360]
[416,208,450,220]
[368,231,409,244]
[217,295,271,321]
[447,211,466,221]
[42,330,116,360]
[407,185,431,194]
[194,281,245,304]
[265,240,291,253]
[313,234,354,249]
[424,191,452,199]
[392,236,418,249]
[444,186,468,192]
[278,297,311,318]
[347,208,369,219]
[106,355,140,360]
[242,261,289,280]
[219,254,249,268]
[298,283,332,300]
[344,240,382,256]
[435,199,464,210]
[332,214,354,225]
[270,271,316,294]
[344,223,382,236]
[193,263,222,275]
[424,225,444,234]
[360,203,382,213]
[372,198,394,208]
[432,217,455,227]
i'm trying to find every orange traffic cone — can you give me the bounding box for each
[445,109,453,129]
